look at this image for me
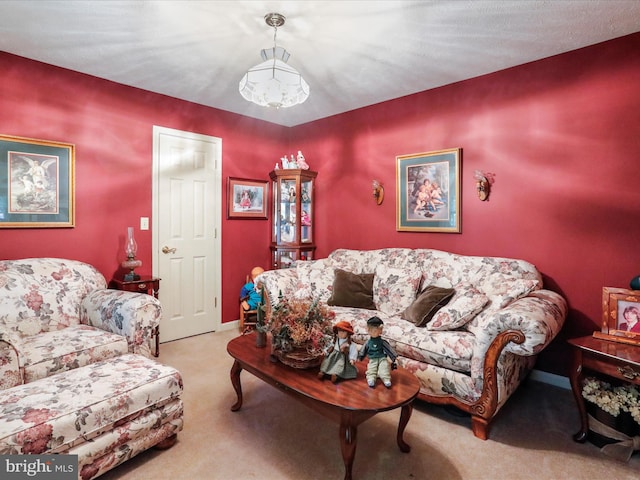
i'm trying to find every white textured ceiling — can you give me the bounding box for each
[1,1,639,127]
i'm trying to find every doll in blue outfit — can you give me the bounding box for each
[357,316,397,388]
[240,266,264,311]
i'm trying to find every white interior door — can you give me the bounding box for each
[152,126,221,342]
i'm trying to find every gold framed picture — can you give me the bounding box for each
[396,148,461,233]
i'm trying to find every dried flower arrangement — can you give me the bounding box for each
[582,377,640,425]
[267,295,335,358]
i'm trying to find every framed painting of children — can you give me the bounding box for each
[396,148,461,233]
[227,177,268,219]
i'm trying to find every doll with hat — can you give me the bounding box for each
[318,320,359,383]
[357,316,398,388]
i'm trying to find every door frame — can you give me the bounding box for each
[151,125,223,336]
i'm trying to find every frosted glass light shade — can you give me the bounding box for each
[239,48,309,108]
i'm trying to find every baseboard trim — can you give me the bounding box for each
[219,320,240,332]
[530,369,570,390]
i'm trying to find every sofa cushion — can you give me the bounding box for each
[401,285,455,327]
[329,248,416,275]
[295,259,323,296]
[293,261,335,302]
[328,249,372,273]
[327,269,376,310]
[0,353,183,455]
[373,265,423,316]
[427,284,489,330]
[20,324,129,384]
[332,310,475,373]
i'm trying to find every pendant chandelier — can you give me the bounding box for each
[239,13,310,109]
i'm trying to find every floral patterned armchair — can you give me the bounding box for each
[0,258,161,390]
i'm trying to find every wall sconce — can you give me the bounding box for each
[372,180,384,205]
[473,170,495,201]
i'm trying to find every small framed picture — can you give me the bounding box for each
[227,177,268,219]
[594,287,640,346]
[0,134,75,228]
[396,148,461,233]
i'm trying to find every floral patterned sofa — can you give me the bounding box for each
[258,248,567,440]
[0,258,183,478]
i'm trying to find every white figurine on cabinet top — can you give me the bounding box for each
[297,151,309,170]
[279,152,309,169]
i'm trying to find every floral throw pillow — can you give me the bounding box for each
[483,278,540,309]
[427,284,489,330]
[373,265,423,316]
[308,265,336,303]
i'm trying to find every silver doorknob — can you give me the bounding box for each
[162,246,176,254]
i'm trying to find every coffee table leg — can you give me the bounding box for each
[339,421,357,480]
[230,359,243,412]
[397,403,413,453]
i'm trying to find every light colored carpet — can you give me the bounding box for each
[99,330,639,480]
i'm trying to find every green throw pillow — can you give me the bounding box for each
[401,285,455,327]
[327,269,376,310]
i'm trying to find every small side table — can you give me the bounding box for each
[568,335,640,442]
[111,276,161,357]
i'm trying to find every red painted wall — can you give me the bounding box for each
[289,33,640,375]
[0,52,280,326]
[1,32,639,377]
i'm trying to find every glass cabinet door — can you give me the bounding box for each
[279,178,297,243]
[301,178,312,244]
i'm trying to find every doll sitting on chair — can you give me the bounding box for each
[240,266,265,311]
[318,320,359,383]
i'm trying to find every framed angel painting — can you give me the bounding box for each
[0,134,75,228]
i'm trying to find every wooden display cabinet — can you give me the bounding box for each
[269,169,317,269]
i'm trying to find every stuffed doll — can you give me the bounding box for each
[357,316,397,388]
[240,266,264,311]
[318,320,359,383]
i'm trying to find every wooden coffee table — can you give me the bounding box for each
[227,333,420,480]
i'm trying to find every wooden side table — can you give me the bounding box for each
[111,276,161,298]
[568,335,640,442]
[111,276,161,357]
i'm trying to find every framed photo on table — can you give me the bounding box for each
[0,134,75,228]
[227,177,268,219]
[593,287,640,346]
[396,148,461,232]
